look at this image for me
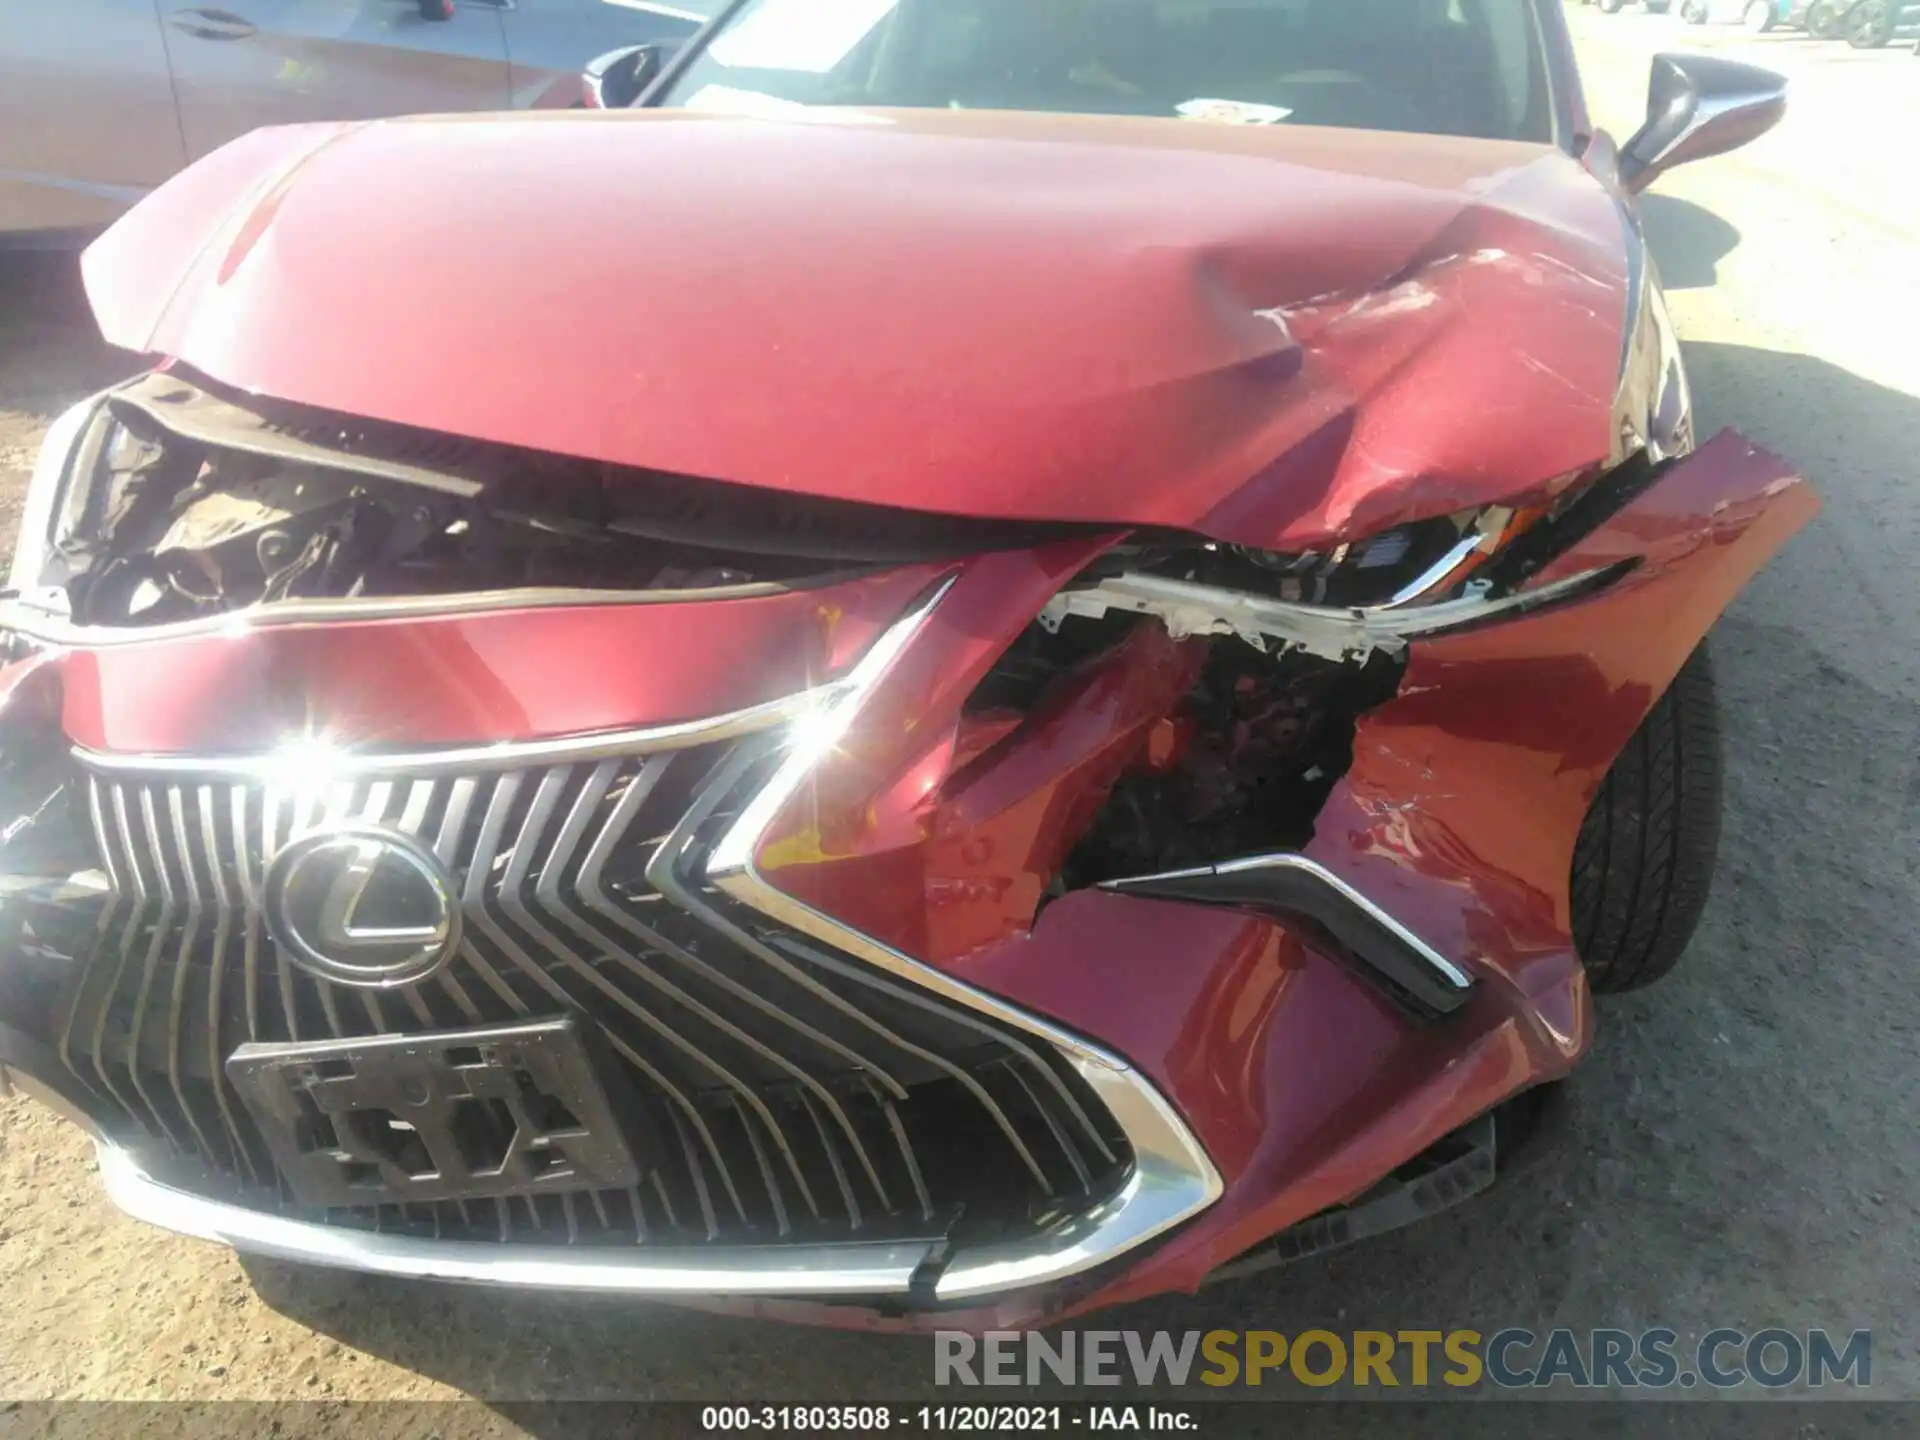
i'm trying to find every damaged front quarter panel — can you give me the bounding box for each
[1037,561,1630,665]
[753,432,1793,984]
[726,429,1814,1323]
[1308,428,1820,1008]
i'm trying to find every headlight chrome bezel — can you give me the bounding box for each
[1615,238,1695,467]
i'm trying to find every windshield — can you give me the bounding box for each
[655,0,1554,143]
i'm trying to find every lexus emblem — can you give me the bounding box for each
[262,825,461,989]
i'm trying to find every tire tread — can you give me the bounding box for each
[1571,643,1723,993]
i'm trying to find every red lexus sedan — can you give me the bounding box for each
[0,0,1811,1329]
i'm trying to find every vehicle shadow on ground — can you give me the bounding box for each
[243,339,1920,1410]
[1639,193,1742,290]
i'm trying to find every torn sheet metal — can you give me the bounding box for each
[108,371,489,497]
[1038,566,1627,663]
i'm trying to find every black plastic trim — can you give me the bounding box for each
[1103,854,1476,1021]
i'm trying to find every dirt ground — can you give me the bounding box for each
[1,11,1918,1425]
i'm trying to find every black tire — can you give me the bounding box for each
[1681,0,1710,22]
[1599,0,1626,12]
[1571,642,1723,994]
[1807,0,1844,35]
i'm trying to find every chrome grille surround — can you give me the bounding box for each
[49,588,1223,1301]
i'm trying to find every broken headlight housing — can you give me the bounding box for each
[1127,503,1544,612]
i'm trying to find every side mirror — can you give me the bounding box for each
[582,43,671,109]
[1620,53,1786,194]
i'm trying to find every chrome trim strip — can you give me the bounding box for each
[51,580,1222,1303]
[705,580,1225,1303]
[1040,564,1628,663]
[1614,201,1651,392]
[95,1145,936,1296]
[0,581,816,648]
[934,1067,1219,1302]
[1101,853,1474,992]
[1382,531,1485,609]
[1381,507,1513,610]
[70,693,811,778]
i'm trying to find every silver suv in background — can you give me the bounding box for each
[0,0,708,242]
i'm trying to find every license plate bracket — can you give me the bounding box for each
[226,1016,653,1208]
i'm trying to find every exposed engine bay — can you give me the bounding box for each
[971,611,1406,883]
[17,373,1102,628]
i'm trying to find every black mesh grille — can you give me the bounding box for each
[54,739,1129,1250]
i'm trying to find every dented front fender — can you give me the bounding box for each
[737,429,1816,1325]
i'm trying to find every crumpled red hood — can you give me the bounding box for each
[83,108,1630,551]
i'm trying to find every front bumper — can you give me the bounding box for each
[0,431,1817,1326]
[0,553,1226,1316]
[0,1047,945,1297]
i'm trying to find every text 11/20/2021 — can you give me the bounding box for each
[702,1406,1196,1431]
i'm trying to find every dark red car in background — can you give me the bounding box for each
[0,0,1810,1328]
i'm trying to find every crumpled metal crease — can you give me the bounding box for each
[82,108,1630,552]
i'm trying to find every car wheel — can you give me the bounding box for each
[1846,0,1896,44]
[1745,0,1779,27]
[1598,0,1626,12]
[1806,0,1844,34]
[1681,0,1709,20]
[1571,642,1723,994]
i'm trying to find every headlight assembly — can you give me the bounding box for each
[1122,503,1550,613]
